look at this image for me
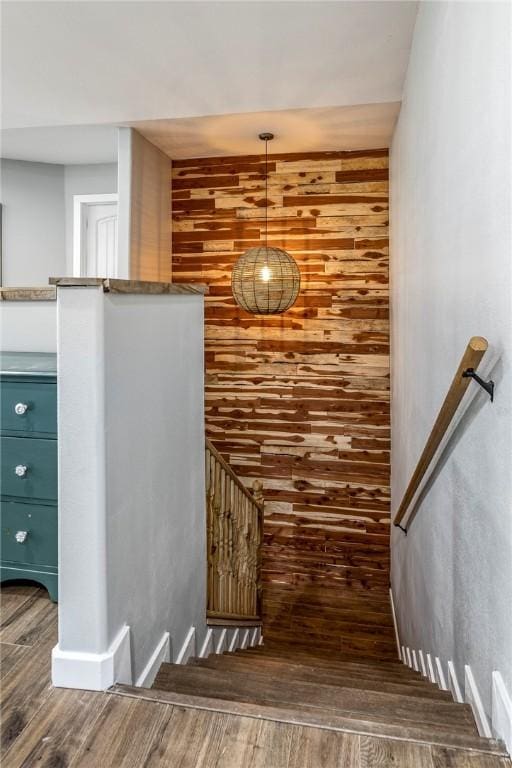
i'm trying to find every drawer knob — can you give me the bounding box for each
[15,530,28,544]
[14,402,29,415]
[15,464,28,477]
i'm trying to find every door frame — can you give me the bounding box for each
[73,193,118,277]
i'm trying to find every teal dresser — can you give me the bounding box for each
[1,352,58,601]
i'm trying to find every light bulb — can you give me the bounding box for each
[261,265,272,282]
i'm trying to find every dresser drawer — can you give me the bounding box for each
[1,501,57,567]
[1,436,57,502]
[1,379,57,436]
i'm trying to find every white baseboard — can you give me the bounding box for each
[228,629,240,653]
[426,653,436,684]
[135,632,170,687]
[398,642,511,749]
[197,624,262,657]
[435,656,448,690]
[198,625,260,659]
[389,588,401,660]
[52,623,132,691]
[392,590,512,749]
[447,660,463,703]
[175,626,196,665]
[492,671,512,754]
[465,665,492,738]
[199,628,214,658]
[215,628,228,654]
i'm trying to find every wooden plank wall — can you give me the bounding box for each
[171,149,390,595]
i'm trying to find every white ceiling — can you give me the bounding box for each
[1,0,417,163]
[133,102,401,159]
[0,102,400,165]
[0,125,119,165]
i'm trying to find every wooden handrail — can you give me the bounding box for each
[205,438,264,511]
[205,439,264,620]
[394,336,489,529]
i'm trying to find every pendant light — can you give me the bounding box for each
[231,133,300,315]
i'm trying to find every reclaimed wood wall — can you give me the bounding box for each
[171,149,390,595]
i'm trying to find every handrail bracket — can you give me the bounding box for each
[462,368,494,402]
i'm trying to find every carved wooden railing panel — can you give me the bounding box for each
[206,439,264,620]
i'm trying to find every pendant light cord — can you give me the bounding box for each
[265,137,268,248]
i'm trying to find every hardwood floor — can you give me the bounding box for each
[1,584,510,767]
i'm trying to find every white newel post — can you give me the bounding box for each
[52,280,207,690]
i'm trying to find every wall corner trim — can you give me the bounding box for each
[465,665,492,738]
[52,624,132,691]
[492,671,512,754]
[175,626,196,665]
[135,631,170,688]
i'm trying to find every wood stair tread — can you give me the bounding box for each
[189,655,453,700]
[152,662,477,734]
[236,650,422,680]
[111,684,508,757]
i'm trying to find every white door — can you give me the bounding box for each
[73,194,118,278]
[84,203,118,277]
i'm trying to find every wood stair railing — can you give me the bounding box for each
[394,336,491,532]
[205,438,264,621]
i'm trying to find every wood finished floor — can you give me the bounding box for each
[1,584,510,767]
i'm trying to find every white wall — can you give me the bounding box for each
[391,0,512,730]
[1,159,118,285]
[0,301,56,352]
[63,163,117,275]
[0,159,65,285]
[54,285,206,688]
[104,292,205,676]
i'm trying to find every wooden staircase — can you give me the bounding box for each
[141,643,505,756]
[112,583,508,761]
[110,437,509,762]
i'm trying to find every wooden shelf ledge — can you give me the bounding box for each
[49,277,208,295]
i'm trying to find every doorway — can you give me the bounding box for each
[73,193,118,278]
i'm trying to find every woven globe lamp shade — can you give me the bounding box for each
[231,246,301,315]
